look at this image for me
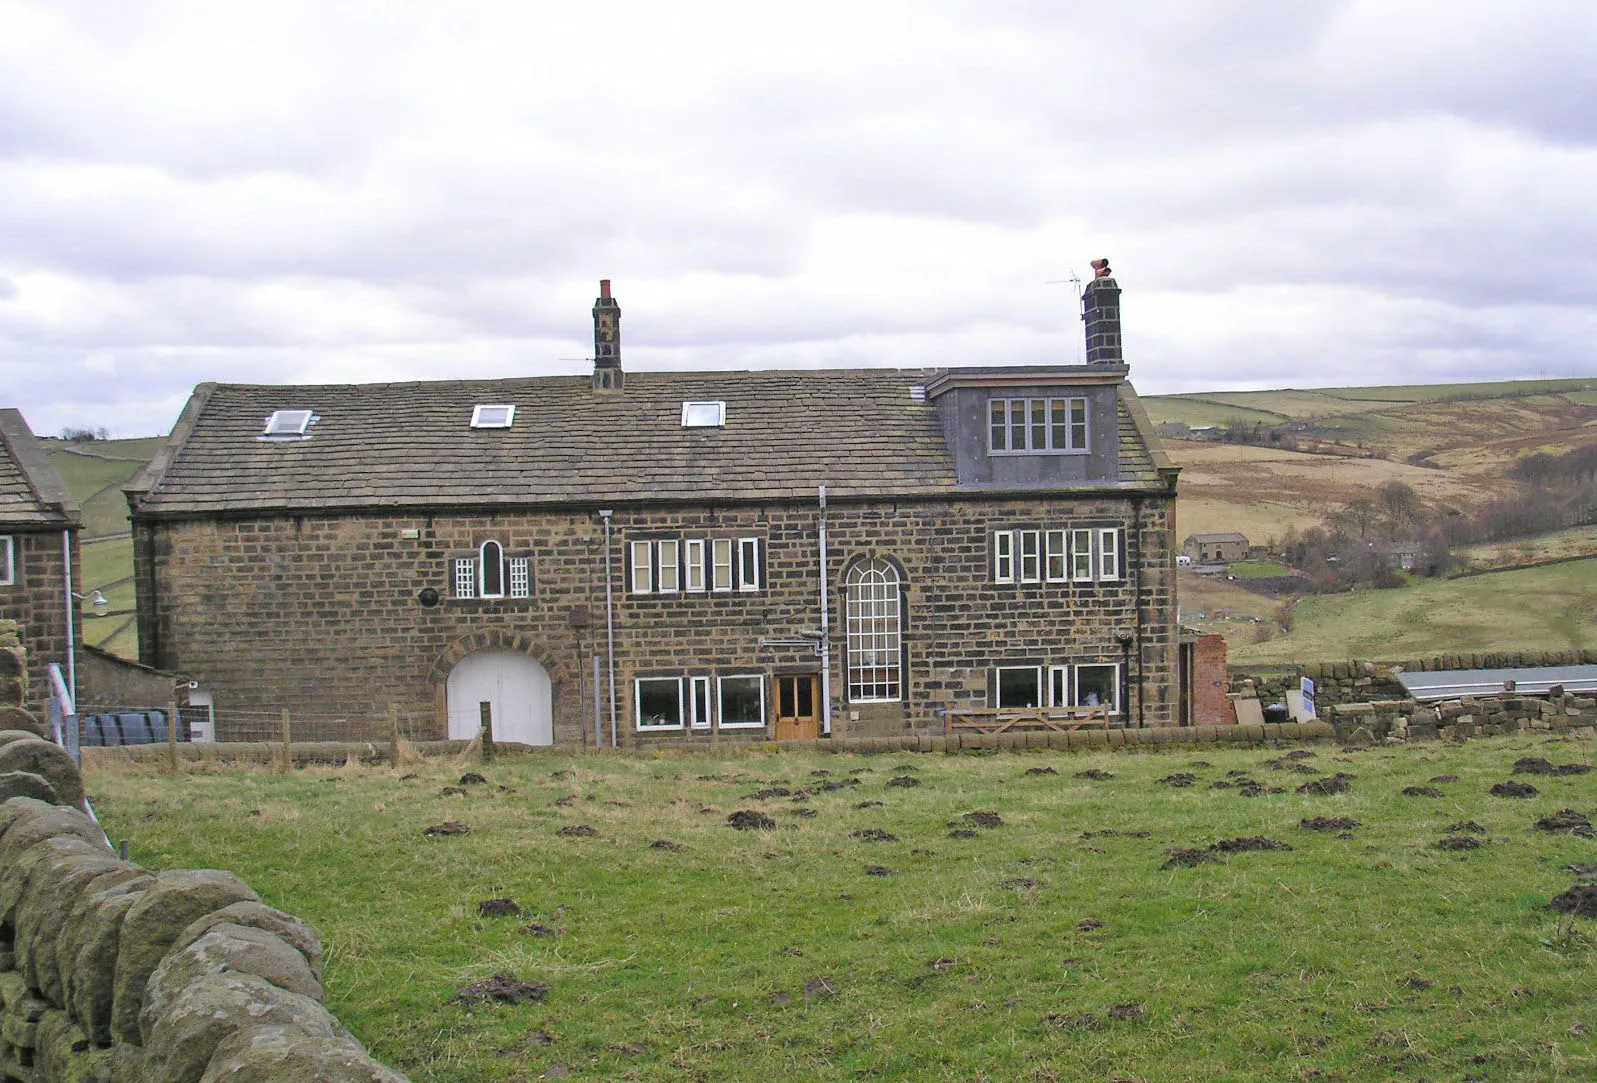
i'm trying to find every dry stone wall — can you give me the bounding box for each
[0,730,408,1082]
[1234,649,1597,709]
[1321,691,1596,744]
[0,624,43,739]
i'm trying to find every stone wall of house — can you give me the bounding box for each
[135,493,1180,745]
[0,533,75,723]
[0,732,407,1082]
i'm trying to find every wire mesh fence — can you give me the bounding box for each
[68,702,451,769]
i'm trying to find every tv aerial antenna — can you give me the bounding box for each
[1045,270,1085,364]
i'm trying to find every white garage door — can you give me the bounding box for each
[446,650,553,746]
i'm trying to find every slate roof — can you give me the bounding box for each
[130,368,1174,517]
[0,409,82,528]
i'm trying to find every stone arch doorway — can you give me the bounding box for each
[446,650,553,746]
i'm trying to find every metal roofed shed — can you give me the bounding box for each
[1396,664,1597,701]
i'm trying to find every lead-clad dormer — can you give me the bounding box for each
[924,364,1128,487]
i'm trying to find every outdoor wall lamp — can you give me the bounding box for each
[73,589,109,615]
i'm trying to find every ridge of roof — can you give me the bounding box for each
[0,408,83,527]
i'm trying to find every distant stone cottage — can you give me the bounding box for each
[1182,532,1249,564]
[127,274,1189,746]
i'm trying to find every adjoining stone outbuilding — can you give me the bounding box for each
[0,410,85,729]
[127,273,1185,747]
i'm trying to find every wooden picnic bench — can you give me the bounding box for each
[945,707,1111,735]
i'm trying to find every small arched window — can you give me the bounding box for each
[845,557,902,702]
[479,540,505,598]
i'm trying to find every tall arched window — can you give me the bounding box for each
[479,540,505,598]
[845,558,902,702]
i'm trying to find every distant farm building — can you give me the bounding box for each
[1183,533,1249,564]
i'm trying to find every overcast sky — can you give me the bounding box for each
[3,0,1594,438]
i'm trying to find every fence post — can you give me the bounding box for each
[167,699,180,773]
[478,701,495,761]
[388,703,401,771]
[280,709,292,773]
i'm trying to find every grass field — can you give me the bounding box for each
[85,738,1597,1083]
[1232,559,1597,665]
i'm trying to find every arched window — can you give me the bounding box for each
[479,540,505,598]
[845,558,902,702]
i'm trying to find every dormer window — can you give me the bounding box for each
[262,410,313,437]
[988,397,1088,454]
[471,404,516,429]
[681,401,726,428]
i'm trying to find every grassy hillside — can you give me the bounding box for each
[48,437,162,658]
[1230,559,1597,665]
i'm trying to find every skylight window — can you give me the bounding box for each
[470,404,516,429]
[262,410,313,437]
[681,401,726,428]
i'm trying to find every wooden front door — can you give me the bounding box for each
[775,675,821,741]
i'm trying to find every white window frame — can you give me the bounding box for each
[263,409,313,437]
[657,539,681,593]
[680,401,727,428]
[846,558,902,703]
[478,541,506,598]
[1018,529,1041,583]
[453,557,476,599]
[1070,529,1095,582]
[987,396,1089,454]
[737,537,761,591]
[684,539,706,592]
[994,666,1043,709]
[635,677,686,731]
[1048,665,1070,708]
[711,539,734,592]
[470,404,516,429]
[508,556,531,598]
[716,674,767,729]
[993,530,1014,583]
[0,536,13,586]
[1098,528,1121,581]
[1074,663,1120,714]
[1045,530,1068,582]
[630,540,654,594]
[689,676,713,730]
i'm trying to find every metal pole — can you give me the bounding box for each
[818,485,832,737]
[62,530,77,709]
[280,709,292,773]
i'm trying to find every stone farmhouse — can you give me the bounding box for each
[1182,532,1250,565]
[0,409,84,725]
[127,273,1187,746]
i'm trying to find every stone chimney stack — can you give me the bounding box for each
[592,279,623,392]
[1080,259,1122,365]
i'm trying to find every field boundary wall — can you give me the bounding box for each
[0,728,409,1082]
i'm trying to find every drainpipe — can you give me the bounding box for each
[1131,497,1146,727]
[600,510,618,748]
[818,485,832,737]
[62,530,77,708]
